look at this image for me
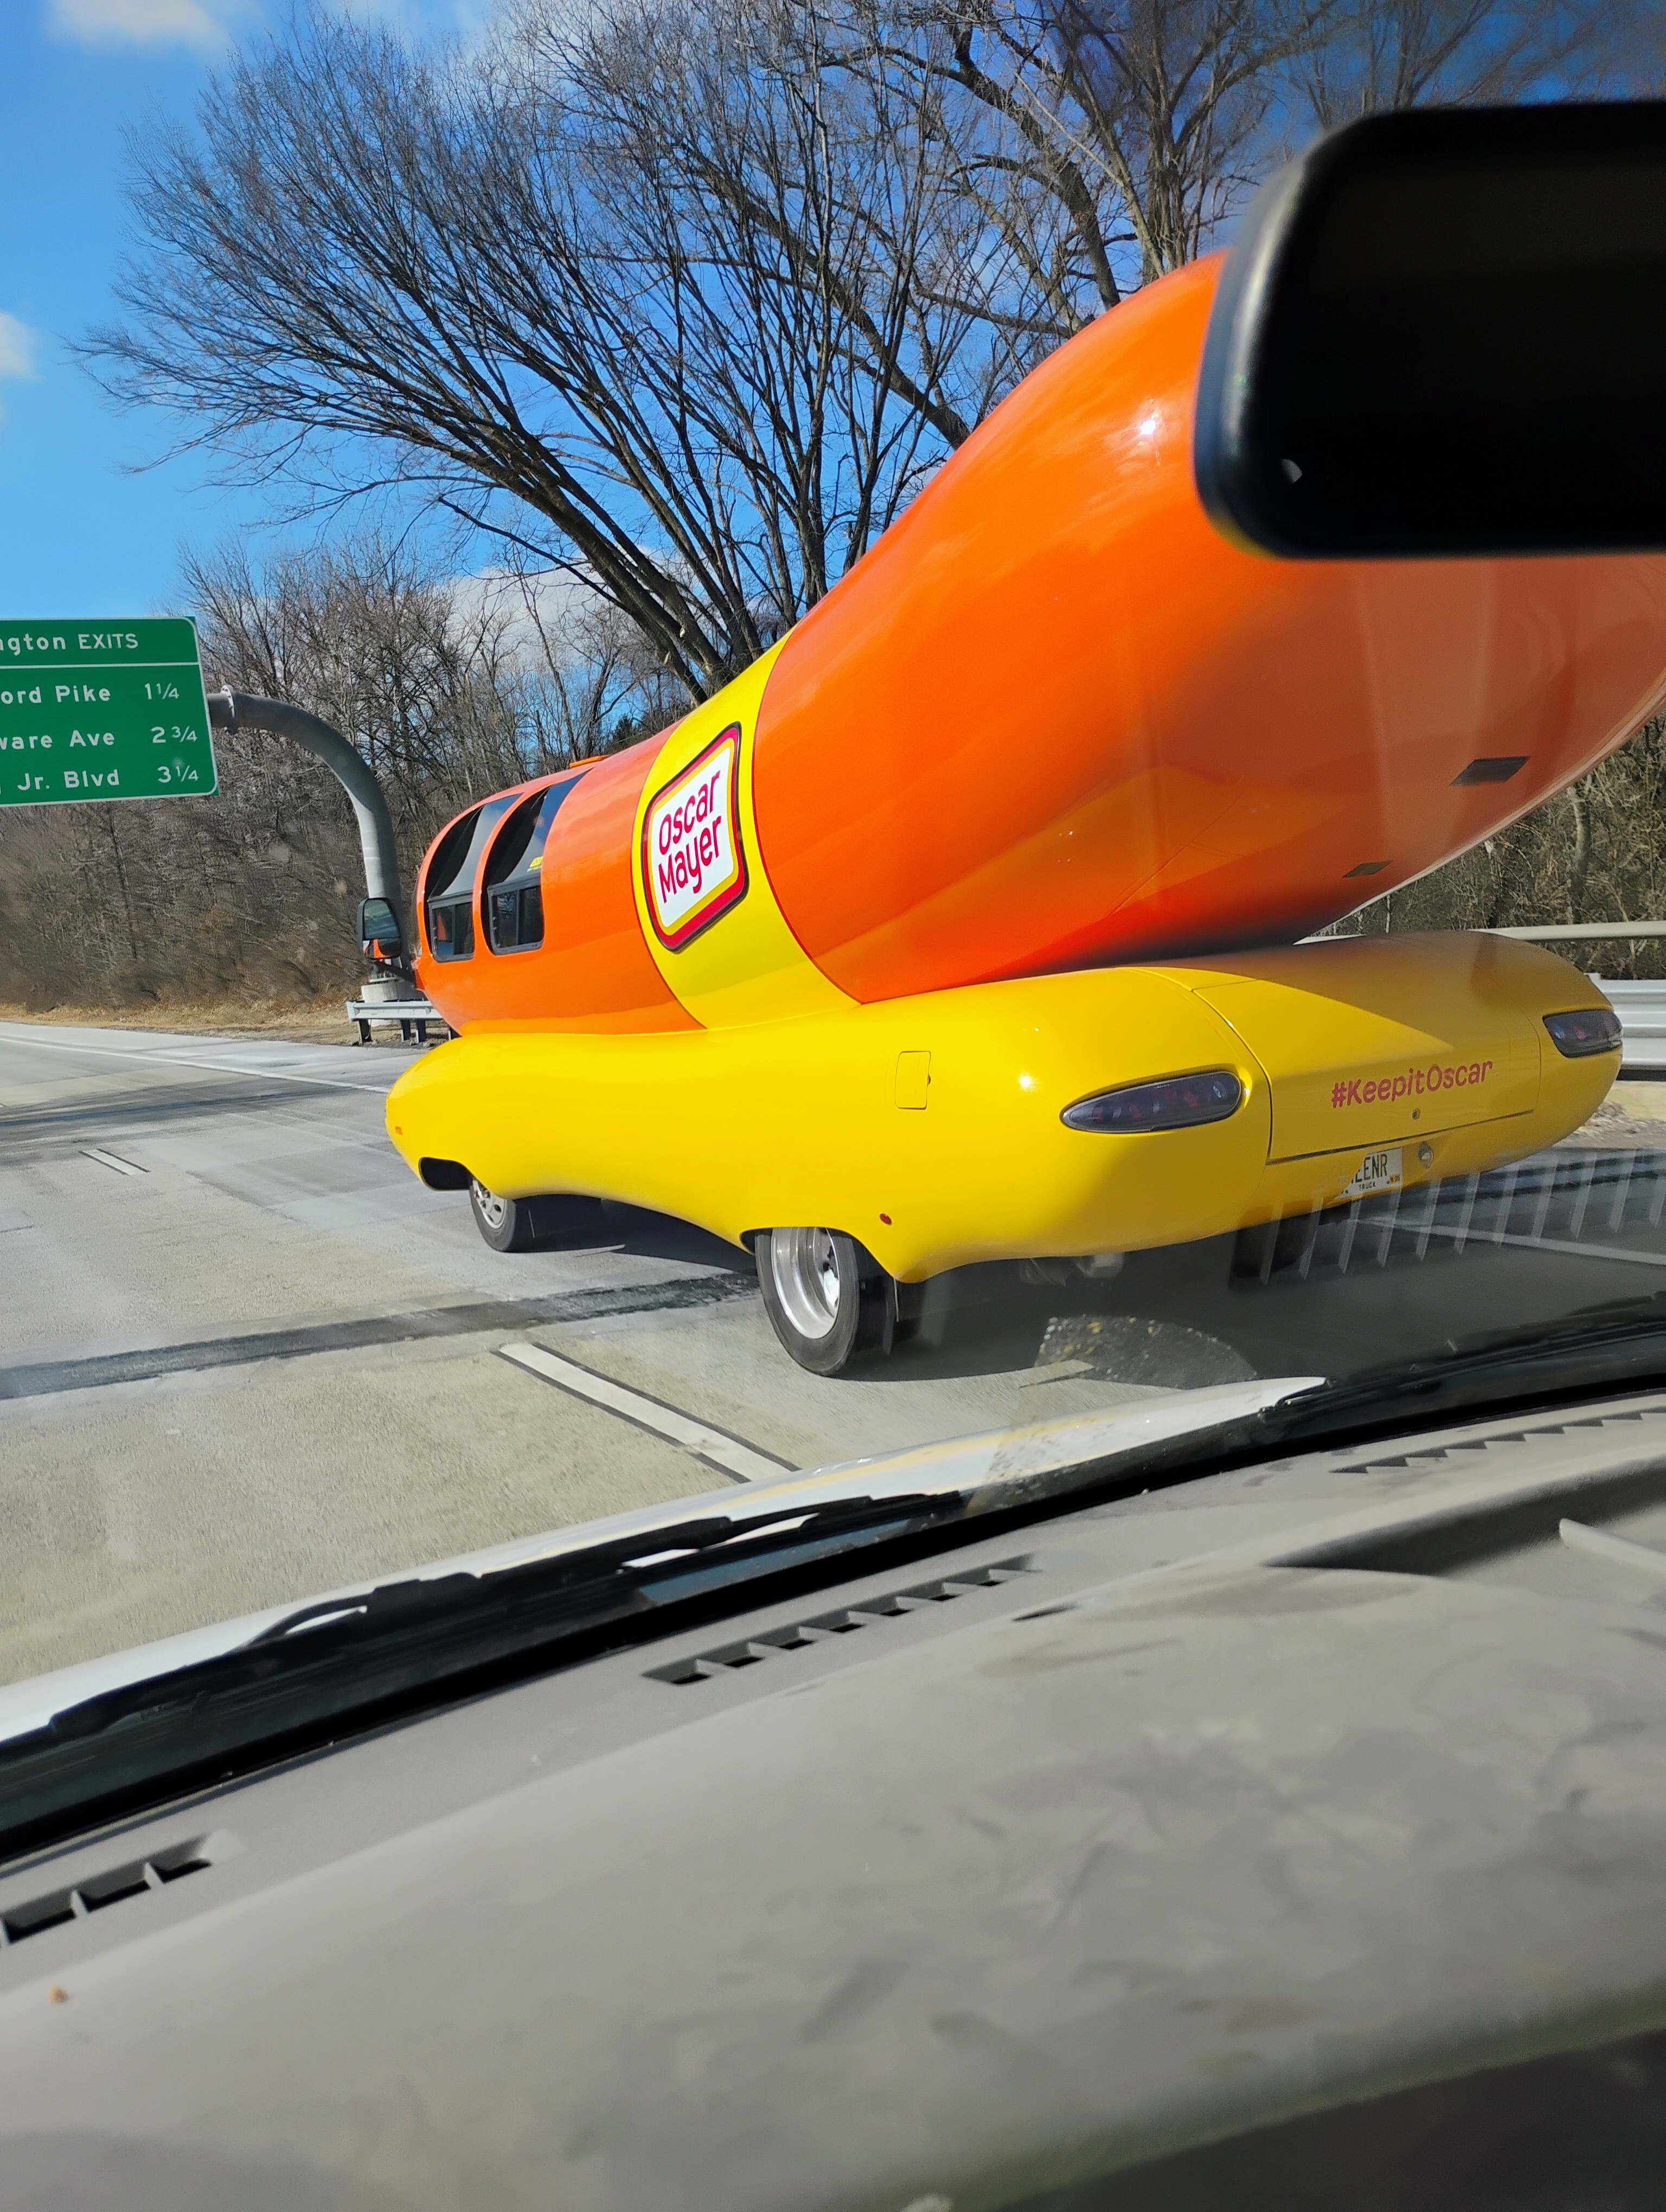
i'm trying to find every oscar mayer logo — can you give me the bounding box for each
[643,724,747,950]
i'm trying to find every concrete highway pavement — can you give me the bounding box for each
[0,1020,1166,1684]
[2,1017,1664,1688]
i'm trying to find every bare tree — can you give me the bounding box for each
[824,0,1343,356]
[1296,0,1646,127]
[0,536,595,1013]
[830,0,1639,358]
[1326,716,1666,982]
[85,0,993,703]
[187,536,533,814]
[541,0,1001,619]
[88,0,1638,710]
[54,0,1664,1021]
[497,558,685,759]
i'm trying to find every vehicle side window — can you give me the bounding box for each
[484,776,579,955]
[424,798,514,962]
[427,897,474,961]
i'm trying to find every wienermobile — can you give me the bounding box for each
[383,103,1666,1371]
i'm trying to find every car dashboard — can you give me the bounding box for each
[9,1391,1666,2208]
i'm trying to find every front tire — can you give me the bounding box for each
[470,1181,603,1253]
[756,1227,889,1374]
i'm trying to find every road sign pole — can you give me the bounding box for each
[206,691,405,927]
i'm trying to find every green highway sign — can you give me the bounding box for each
[0,618,217,808]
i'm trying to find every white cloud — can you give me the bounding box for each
[448,565,599,673]
[49,0,506,50]
[43,0,242,49]
[328,0,507,47]
[0,315,41,385]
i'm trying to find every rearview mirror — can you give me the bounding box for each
[357,897,405,959]
[1194,101,1666,558]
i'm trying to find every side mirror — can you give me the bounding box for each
[1194,100,1666,559]
[357,896,405,960]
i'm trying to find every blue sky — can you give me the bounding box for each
[0,0,485,622]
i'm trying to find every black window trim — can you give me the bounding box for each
[481,775,582,958]
[424,795,516,964]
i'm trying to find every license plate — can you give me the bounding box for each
[1338,1147,1403,1200]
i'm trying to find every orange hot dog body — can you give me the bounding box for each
[415,254,1666,1035]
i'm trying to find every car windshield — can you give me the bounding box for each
[4,15,1666,1748]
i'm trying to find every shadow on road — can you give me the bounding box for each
[861,1146,1666,1392]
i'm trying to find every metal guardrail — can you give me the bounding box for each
[339,922,1666,1059]
[1489,922,1666,942]
[1323,925,1666,1073]
[1584,978,1666,1075]
[1482,925,1666,1073]
[345,995,447,1046]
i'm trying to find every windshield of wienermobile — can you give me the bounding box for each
[4,4,1666,1711]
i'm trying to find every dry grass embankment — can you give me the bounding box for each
[0,998,358,1047]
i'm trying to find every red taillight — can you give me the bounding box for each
[1061,1070,1243,1133]
[1543,1008,1622,1059]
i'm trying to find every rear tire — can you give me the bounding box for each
[755,1227,889,1374]
[470,1181,603,1253]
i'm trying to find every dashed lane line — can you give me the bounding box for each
[82,1147,147,1176]
[496,1340,795,1485]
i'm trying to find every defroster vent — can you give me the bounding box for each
[646,1556,1042,1686]
[1,1831,236,1947]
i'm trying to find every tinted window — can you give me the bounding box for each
[427,898,475,961]
[426,806,483,903]
[483,777,579,955]
[424,798,514,963]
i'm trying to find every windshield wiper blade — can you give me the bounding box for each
[0,1379,1318,1861]
[0,1493,955,1856]
[14,1313,1666,1864]
[1264,1296,1666,1449]
[39,1309,1666,1870]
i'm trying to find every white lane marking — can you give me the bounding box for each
[0,1027,397,1095]
[496,1341,794,1485]
[82,1147,146,1176]
[1412,1219,1666,1268]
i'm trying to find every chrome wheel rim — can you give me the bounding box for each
[472,1180,509,1232]
[769,1227,841,1341]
